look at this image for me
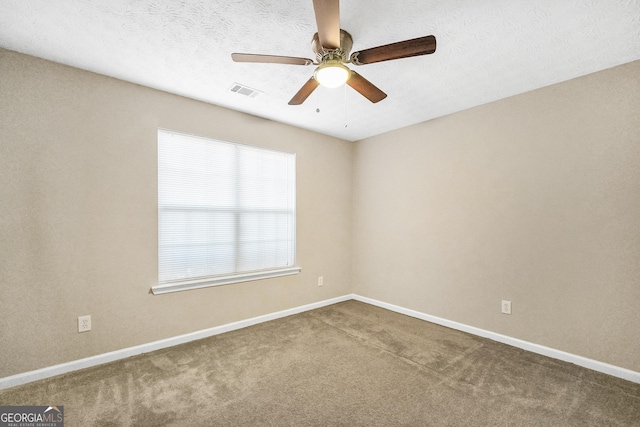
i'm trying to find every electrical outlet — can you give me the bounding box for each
[501,300,512,315]
[317,276,324,286]
[78,315,91,332]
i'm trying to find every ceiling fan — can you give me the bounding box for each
[231,0,436,105]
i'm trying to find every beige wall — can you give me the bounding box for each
[352,60,640,372]
[0,48,353,378]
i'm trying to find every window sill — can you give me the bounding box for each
[151,266,301,295]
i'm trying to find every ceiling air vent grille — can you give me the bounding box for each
[229,83,263,98]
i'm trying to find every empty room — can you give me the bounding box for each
[1,0,639,425]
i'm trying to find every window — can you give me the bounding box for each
[152,129,299,295]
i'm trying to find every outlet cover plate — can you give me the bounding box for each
[78,315,91,332]
[501,300,512,315]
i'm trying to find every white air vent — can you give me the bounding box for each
[229,83,263,98]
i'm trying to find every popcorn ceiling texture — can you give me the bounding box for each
[1,0,639,140]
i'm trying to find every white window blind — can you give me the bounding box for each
[154,130,298,294]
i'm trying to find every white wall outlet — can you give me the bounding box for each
[317,276,324,286]
[78,315,91,332]
[501,300,512,315]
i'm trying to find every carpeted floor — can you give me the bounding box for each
[1,300,639,426]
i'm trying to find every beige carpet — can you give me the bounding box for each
[1,300,639,426]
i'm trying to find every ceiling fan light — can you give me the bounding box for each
[314,62,351,88]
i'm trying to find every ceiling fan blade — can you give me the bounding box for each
[350,35,436,65]
[288,77,320,105]
[347,71,387,103]
[313,0,341,49]
[232,53,313,66]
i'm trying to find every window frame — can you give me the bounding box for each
[152,129,300,295]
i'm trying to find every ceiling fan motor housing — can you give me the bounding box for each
[312,29,353,62]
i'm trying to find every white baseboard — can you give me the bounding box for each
[351,294,640,384]
[2,293,638,390]
[0,295,352,390]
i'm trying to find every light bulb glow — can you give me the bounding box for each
[314,62,351,88]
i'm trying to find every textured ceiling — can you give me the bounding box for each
[1,0,639,141]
